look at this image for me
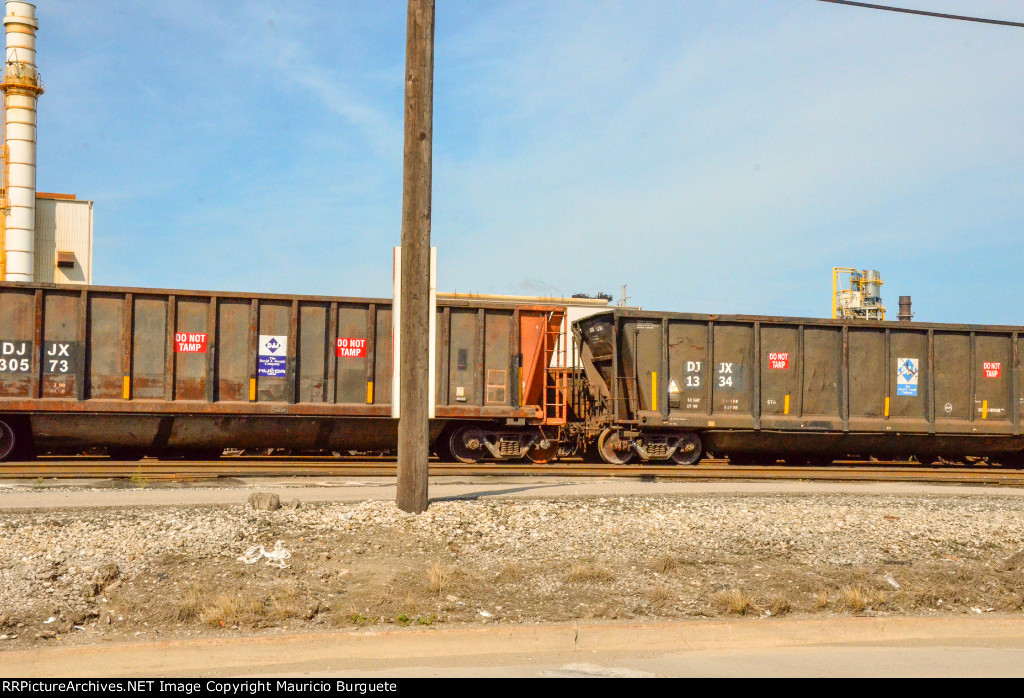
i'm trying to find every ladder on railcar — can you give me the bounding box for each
[542,311,568,425]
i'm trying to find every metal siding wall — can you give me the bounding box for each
[934,332,971,423]
[32,199,54,283]
[374,308,393,405]
[975,334,1012,422]
[256,301,291,403]
[633,319,662,412]
[336,304,370,404]
[132,297,168,399]
[483,310,512,405]
[86,294,124,399]
[175,299,209,401]
[0,287,34,397]
[448,309,478,406]
[33,199,93,284]
[297,303,329,404]
[802,327,842,419]
[711,323,754,421]
[889,330,928,426]
[435,306,448,406]
[213,299,248,402]
[41,291,79,399]
[848,329,886,422]
[760,325,799,419]
[667,320,708,415]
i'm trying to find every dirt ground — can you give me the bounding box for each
[103,535,1024,637]
[3,490,1024,650]
[129,548,1021,627]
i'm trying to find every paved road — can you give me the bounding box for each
[4,618,1024,677]
[327,645,1024,678]
[0,475,1023,510]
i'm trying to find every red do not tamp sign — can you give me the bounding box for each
[768,352,789,369]
[983,362,1001,378]
[336,338,367,358]
[175,332,207,353]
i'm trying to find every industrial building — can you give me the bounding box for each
[31,192,93,283]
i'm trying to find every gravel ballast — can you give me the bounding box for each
[2,490,1024,646]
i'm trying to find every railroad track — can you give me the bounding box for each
[4,457,1024,485]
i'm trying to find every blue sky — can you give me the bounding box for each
[36,1,1024,323]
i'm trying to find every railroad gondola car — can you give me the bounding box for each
[571,309,1024,465]
[0,282,568,463]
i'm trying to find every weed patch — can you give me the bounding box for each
[566,564,614,584]
[713,588,756,616]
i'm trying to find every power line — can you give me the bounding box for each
[815,0,1024,28]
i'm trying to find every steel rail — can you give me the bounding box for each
[4,458,1024,485]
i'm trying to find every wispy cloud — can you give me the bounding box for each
[32,1,1024,323]
[430,0,1024,319]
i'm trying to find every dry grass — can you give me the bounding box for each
[1001,594,1024,611]
[838,586,887,612]
[652,555,682,574]
[268,588,300,620]
[886,563,1019,612]
[427,562,454,596]
[646,583,674,612]
[896,583,939,610]
[713,588,757,616]
[200,595,242,627]
[494,562,527,584]
[566,563,615,584]
[188,585,311,628]
[168,588,204,623]
[245,597,268,618]
[113,589,201,626]
[814,590,830,609]
[768,597,792,617]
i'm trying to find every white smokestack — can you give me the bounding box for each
[2,1,42,282]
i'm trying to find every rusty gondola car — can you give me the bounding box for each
[0,282,568,462]
[573,309,1024,465]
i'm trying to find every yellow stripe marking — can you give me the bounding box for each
[652,371,657,412]
[123,376,130,400]
[249,378,256,402]
[518,367,523,405]
[784,394,790,415]
[366,381,374,404]
[884,396,890,417]
[983,400,988,419]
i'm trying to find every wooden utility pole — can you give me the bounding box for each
[397,0,434,514]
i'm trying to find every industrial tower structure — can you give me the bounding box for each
[0,0,41,282]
